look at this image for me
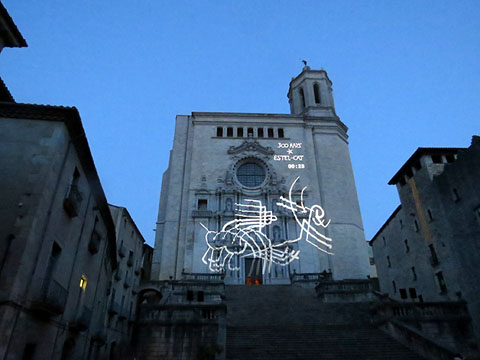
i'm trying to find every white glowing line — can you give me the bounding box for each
[200,177,334,273]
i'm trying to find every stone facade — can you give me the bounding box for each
[153,66,371,283]
[370,136,480,344]
[106,204,153,358]
[0,103,118,360]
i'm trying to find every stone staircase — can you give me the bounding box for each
[225,285,425,360]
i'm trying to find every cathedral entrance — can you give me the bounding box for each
[245,258,263,285]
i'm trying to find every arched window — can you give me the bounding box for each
[267,128,274,138]
[299,88,306,109]
[227,127,233,137]
[247,127,254,137]
[314,83,321,104]
[237,127,244,137]
[216,127,223,137]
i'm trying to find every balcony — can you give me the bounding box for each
[108,301,120,315]
[70,305,92,332]
[30,277,68,317]
[88,230,101,255]
[63,184,83,218]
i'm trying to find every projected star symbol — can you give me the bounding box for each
[287,149,294,154]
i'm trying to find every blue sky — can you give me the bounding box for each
[2,1,479,246]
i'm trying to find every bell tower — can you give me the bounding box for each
[287,65,336,117]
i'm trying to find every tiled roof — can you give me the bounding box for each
[0,1,27,47]
[0,76,14,102]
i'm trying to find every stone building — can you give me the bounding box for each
[107,204,153,357]
[153,66,371,284]
[370,136,480,343]
[0,102,118,359]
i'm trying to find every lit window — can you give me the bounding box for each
[79,275,87,291]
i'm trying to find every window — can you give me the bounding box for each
[414,220,419,232]
[314,83,321,104]
[187,290,194,301]
[278,128,284,138]
[427,209,433,221]
[411,267,417,281]
[400,220,403,228]
[216,127,223,137]
[387,256,391,268]
[237,127,244,137]
[247,127,254,137]
[267,128,274,138]
[475,207,480,225]
[299,88,306,108]
[198,199,208,210]
[63,167,83,217]
[236,163,266,187]
[392,280,397,293]
[452,188,460,202]
[197,291,205,302]
[79,275,87,291]
[227,127,233,137]
[436,271,447,293]
[429,244,439,266]
[399,177,406,186]
[409,288,417,299]
[399,288,407,299]
[413,161,422,170]
[257,128,264,138]
[382,236,386,246]
[404,239,410,253]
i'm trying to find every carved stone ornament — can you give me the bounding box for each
[227,138,274,155]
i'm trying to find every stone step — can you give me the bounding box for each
[225,285,425,359]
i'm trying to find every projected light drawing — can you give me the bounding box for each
[200,177,333,273]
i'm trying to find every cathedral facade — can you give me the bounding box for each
[152,66,371,284]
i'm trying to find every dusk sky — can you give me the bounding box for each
[2,1,479,246]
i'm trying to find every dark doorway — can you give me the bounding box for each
[245,258,262,285]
